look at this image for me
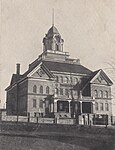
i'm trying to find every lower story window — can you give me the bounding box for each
[33,99,36,108]
[60,88,63,95]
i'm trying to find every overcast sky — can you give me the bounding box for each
[0,0,115,114]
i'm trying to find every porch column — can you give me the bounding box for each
[54,100,58,113]
[69,101,71,113]
[80,101,82,114]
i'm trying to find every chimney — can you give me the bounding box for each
[16,63,20,75]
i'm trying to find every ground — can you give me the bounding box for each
[0,122,115,150]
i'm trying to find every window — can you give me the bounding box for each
[99,90,103,98]
[75,78,78,84]
[39,100,43,108]
[55,88,59,95]
[34,112,37,117]
[33,85,37,93]
[70,77,73,83]
[60,88,63,95]
[65,89,69,97]
[95,102,98,111]
[33,99,36,108]
[105,103,109,111]
[46,86,49,94]
[100,103,104,111]
[105,91,108,98]
[55,44,59,51]
[55,76,59,82]
[94,90,98,98]
[40,86,43,94]
[65,77,69,83]
[60,76,63,83]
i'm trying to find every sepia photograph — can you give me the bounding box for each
[0,0,115,149]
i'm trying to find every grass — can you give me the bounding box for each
[0,122,115,150]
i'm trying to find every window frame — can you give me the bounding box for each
[33,85,37,93]
[33,99,37,108]
[40,86,43,94]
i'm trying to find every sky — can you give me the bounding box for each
[0,0,115,114]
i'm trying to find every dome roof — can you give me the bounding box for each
[47,26,59,36]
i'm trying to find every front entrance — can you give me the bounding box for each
[57,101,69,113]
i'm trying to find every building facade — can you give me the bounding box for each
[6,25,113,125]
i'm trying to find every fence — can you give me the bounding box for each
[1,111,75,125]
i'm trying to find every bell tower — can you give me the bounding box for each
[43,9,64,52]
[41,10,69,61]
[43,26,64,52]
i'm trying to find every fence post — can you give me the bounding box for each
[105,114,108,128]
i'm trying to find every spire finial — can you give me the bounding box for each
[52,8,54,26]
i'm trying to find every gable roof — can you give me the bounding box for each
[42,61,92,75]
[73,69,113,92]
[10,74,23,86]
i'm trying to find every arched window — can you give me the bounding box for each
[60,76,63,83]
[105,103,109,111]
[55,76,59,82]
[95,102,98,111]
[99,90,103,98]
[75,78,78,84]
[105,91,108,98]
[100,103,104,111]
[39,99,43,108]
[70,77,73,83]
[94,90,98,98]
[40,86,43,94]
[65,77,69,83]
[55,44,59,51]
[46,86,49,94]
[55,88,59,95]
[33,85,37,93]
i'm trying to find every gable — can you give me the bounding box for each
[31,68,49,79]
[90,70,113,86]
[92,75,108,85]
[27,62,54,79]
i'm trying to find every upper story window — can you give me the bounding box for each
[100,103,104,111]
[33,85,37,93]
[46,86,49,94]
[65,77,69,83]
[60,76,63,83]
[55,43,59,51]
[70,77,73,83]
[40,86,43,94]
[95,102,98,111]
[75,78,78,84]
[55,76,59,82]
[94,90,98,98]
[39,99,43,108]
[33,99,36,108]
[105,103,109,111]
[105,91,108,98]
[55,88,59,95]
[99,90,103,98]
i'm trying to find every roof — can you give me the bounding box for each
[47,26,59,36]
[10,74,23,86]
[42,61,92,75]
[73,69,113,92]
